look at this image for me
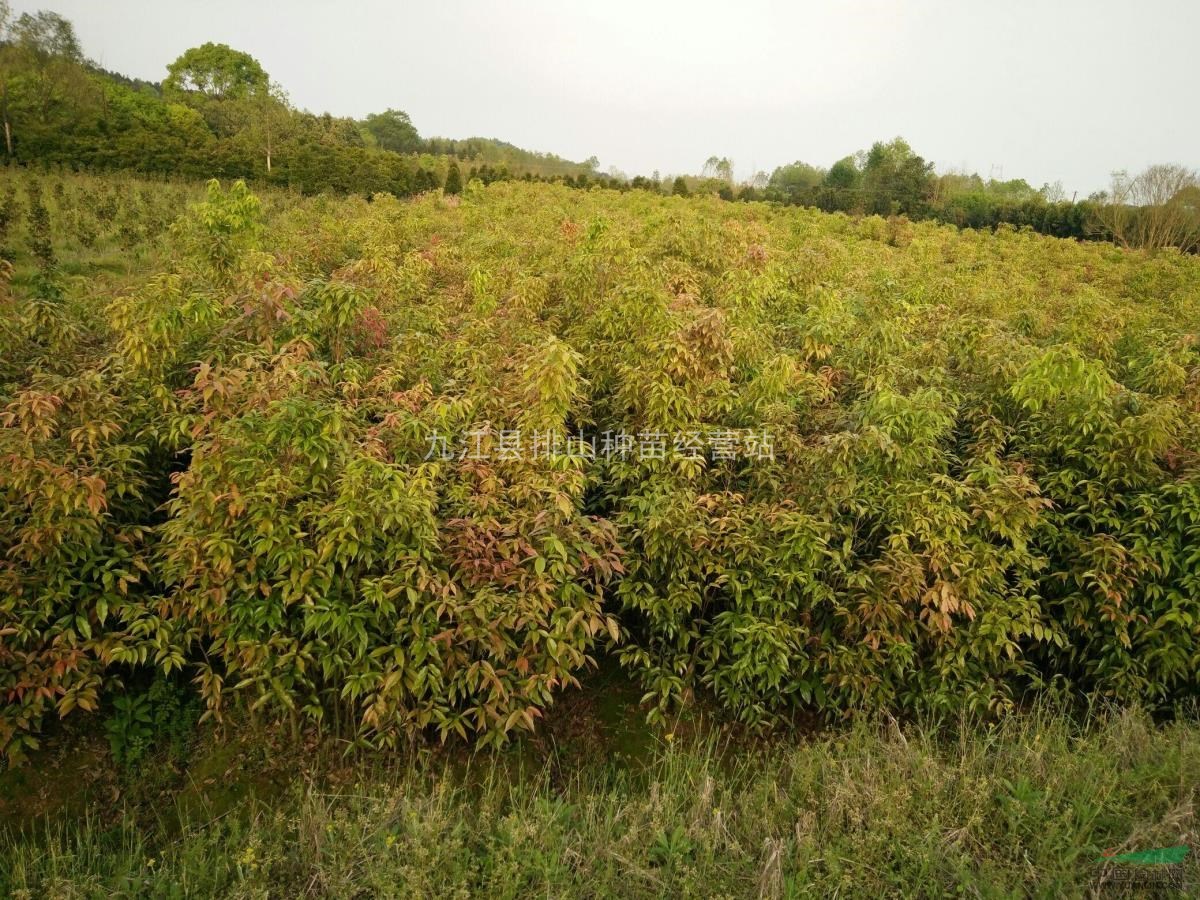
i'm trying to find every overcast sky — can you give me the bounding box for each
[20,0,1198,195]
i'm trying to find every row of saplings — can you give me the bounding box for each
[1,184,1199,765]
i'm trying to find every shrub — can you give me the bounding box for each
[1,172,1199,759]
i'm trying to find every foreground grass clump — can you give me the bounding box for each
[1,708,1197,898]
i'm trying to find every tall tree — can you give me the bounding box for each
[361,108,420,153]
[237,82,292,174]
[769,160,825,197]
[0,1,15,156]
[444,160,463,195]
[164,43,269,103]
[12,8,81,59]
[825,155,861,190]
[861,138,934,215]
[3,7,91,140]
[1097,164,1200,252]
[701,155,734,184]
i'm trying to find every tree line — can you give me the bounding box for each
[671,140,1197,251]
[0,6,1196,251]
[0,7,605,198]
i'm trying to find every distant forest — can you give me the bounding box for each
[1,6,1196,250]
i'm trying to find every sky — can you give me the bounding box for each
[19,0,1199,196]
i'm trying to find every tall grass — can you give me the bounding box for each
[2,705,1196,897]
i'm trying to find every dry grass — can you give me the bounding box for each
[2,704,1197,898]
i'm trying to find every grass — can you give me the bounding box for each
[1,704,1196,898]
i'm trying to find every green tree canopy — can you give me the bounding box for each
[0,6,93,148]
[825,155,861,190]
[361,108,420,153]
[10,8,82,62]
[861,137,934,214]
[769,160,825,194]
[164,43,269,102]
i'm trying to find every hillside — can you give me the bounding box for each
[0,14,600,193]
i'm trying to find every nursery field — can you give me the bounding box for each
[1,170,1199,894]
[4,170,1200,751]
